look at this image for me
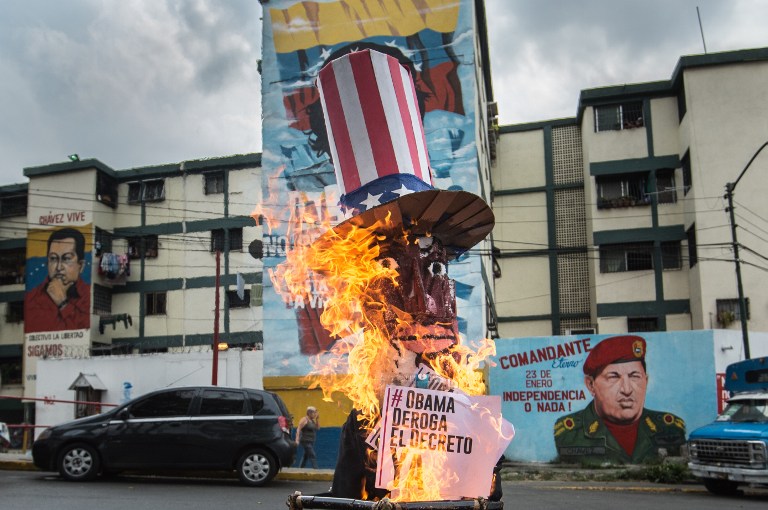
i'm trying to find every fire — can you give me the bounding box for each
[268,202,402,425]
[258,192,499,501]
[389,450,458,501]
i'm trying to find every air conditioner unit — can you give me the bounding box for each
[565,328,596,336]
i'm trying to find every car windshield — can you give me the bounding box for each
[717,399,768,423]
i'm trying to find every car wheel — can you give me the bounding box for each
[703,478,740,496]
[58,443,100,481]
[236,448,277,486]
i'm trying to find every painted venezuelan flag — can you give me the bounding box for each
[269,0,460,53]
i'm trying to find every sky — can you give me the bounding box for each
[1,0,768,187]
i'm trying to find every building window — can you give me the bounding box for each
[127,180,165,204]
[139,347,169,354]
[681,151,692,195]
[145,291,167,316]
[127,235,158,259]
[93,284,112,316]
[0,194,27,217]
[600,243,653,273]
[0,356,22,385]
[656,169,677,204]
[226,289,251,309]
[204,171,225,195]
[660,241,682,270]
[5,301,23,323]
[628,317,658,332]
[599,241,681,273]
[717,298,749,326]
[211,228,243,252]
[594,101,644,132]
[127,183,141,203]
[96,172,118,208]
[95,228,113,257]
[687,224,698,268]
[107,344,133,356]
[0,247,26,285]
[596,173,650,209]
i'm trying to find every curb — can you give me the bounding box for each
[0,459,36,471]
[0,456,335,480]
[279,468,334,481]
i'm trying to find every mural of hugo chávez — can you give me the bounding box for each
[25,227,90,333]
[553,335,686,464]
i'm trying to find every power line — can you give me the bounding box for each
[735,200,768,227]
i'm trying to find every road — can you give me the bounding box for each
[1,470,768,510]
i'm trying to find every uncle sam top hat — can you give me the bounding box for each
[315,49,494,259]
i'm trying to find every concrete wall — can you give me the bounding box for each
[34,348,263,436]
[650,96,681,157]
[683,61,768,333]
[492,127,552,339]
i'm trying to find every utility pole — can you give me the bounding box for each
[212,249,221,385]
[724,140,768,360]
[724,184,749,359]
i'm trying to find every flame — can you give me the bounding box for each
[389,450,457,501]
[270,207,401,426]
[259,190,499,501]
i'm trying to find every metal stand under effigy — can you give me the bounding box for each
[287,493,503,510]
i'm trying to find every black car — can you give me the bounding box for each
[32,386,296,486]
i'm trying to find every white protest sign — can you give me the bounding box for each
[375,385,514,500]
[366,364,463,449]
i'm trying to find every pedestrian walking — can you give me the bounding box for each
[296,406,320,469]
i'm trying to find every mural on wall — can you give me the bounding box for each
[23,223,92,398]
[489,332,718,463]
[260,0,486,376]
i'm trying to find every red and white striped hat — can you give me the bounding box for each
[316,49,493,258]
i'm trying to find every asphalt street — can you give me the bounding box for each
[2,469,768,510]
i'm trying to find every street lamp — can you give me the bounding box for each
[724,140,768,360]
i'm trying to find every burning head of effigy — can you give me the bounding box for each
[373,234,459,355]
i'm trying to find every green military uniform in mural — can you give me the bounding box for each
[554,400,686,463]
[553,334,687,464]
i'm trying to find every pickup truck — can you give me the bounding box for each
[687,357,768,495]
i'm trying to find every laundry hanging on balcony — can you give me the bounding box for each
[98,253,130,281]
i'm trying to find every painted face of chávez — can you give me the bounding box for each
[586,360,648,425]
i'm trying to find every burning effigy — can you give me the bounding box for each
[266,49,514,504]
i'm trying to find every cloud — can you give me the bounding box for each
[1,0,767,187]
[0,0,262,185]
[484,0,768,124]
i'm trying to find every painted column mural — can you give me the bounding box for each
[23,216,92,399]
[259,0,487,378]
[490,331,719,463]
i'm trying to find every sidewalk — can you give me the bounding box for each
[0,450,675,481]
[0,450,337,480]
[0,450,35,471]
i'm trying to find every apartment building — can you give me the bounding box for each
[0,154,264,423]
[492,47,768,341]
